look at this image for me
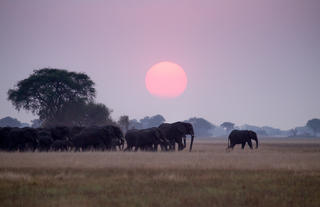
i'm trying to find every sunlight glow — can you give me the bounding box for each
[145,61,188,98]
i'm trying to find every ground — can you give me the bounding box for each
[0,138,320,207]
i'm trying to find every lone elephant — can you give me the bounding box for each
[227,130,258,150]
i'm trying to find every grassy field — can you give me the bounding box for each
[0,138,320,207]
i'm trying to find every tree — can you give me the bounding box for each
[83,102,113,126]
[8,68,96,125]
[31,119,42,128]
[289,128,297,137]
[118,115,129,133]
[0,116,22,127]
[44,101,113,127]
[220,122,235,132]
[139,114,165,128]
[185,117,215,137]
[306,118,320,136]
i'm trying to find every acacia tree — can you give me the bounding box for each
[220,122,235,133]
[8,68,96,125]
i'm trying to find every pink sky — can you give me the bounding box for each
[0,0,319,129]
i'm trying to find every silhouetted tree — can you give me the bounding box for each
[139,114,165,128]
[45,101,113,127]
[118,115,129,133]
[83,102,113,126]
[128,119,142,129]
[306,118,320,136]
[8,68,95,125]
[185,117,215,137]
[31,119,42,128]
[220,122,235,132]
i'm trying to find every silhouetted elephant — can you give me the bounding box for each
[0,127,12,151]
[69,126,85,139]
[51,140,72,151]
[124,127,168,151]
[37,128,53,152]
[50,126,70,141]
[159,122,195,152]
[71,125,123,151]
[227,130,258,150]
[7,127,38,151]
[104,125,124,150]
[72,127,107,151]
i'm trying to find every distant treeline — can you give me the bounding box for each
[1,115,319,138]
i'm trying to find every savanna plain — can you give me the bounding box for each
[0,138,320,207]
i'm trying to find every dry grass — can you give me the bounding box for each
[1,138,319,171]
[0,138,320,207]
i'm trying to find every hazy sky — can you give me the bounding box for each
[0,0,319,129]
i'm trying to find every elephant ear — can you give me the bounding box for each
[176,123,187,135]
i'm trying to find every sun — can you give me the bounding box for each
[145,61,188,98]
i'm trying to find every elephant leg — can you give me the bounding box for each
[168,140,175,151]
[153,144,158,151]
[124,145,133,151]
[230,143,236,150]
[177,142,184,151]
[241,142,246,149]
[247,140,253,149]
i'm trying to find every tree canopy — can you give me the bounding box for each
[185,117,215,137]
[220,122,235,132]
[118,115,129,133]
[8,68,96,125]
[46,101,113,127]
[306,118,320,136]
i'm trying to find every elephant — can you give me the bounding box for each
[69,126,85,139]
[72,127,107,151]
[159,122,195,152]
[51,140,72,151]
[50,126,70,141]
[7,127,39,151]
[71,125,124,151]
[124,129,138,151]
[36,128,53,152]
[227,130,259,150]
[124,127,169,152]
[103,125,124,150]
[0,127,12,151]
[38,137,53,152]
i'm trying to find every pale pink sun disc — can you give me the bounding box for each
[145,61,188,98]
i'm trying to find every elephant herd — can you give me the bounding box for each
[0,122,259,152]
[0,125,124,152]
[0,121,195,152]
[125,122,195,152]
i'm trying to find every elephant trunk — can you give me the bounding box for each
[255,138,258,148]
[189,135,194,152]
